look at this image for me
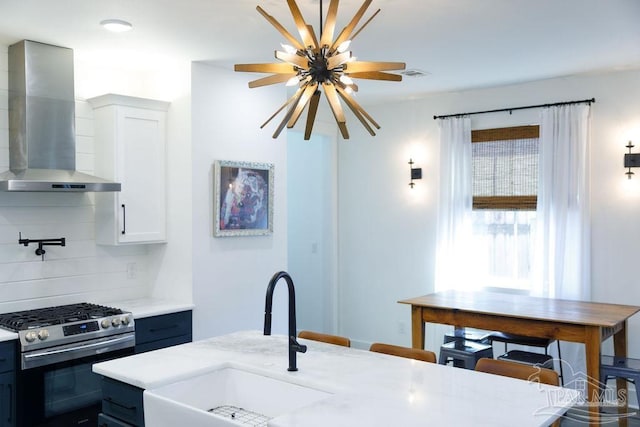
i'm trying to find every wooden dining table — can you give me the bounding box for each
[399,290,640,423]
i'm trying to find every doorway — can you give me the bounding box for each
[287,128,338,333]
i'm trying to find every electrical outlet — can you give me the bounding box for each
[398,321,406,335]
[126,262,137,279]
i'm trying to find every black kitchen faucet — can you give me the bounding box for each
[263,271,307,371]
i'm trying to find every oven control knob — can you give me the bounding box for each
[121,316,130,326]
[101,319,111,329]
[37,329,49,341]
[25,331,37,342]
[111,317,121,327]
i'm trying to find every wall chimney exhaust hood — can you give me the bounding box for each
[0,40,121,192]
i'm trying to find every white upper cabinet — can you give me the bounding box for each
[89,94,170,245]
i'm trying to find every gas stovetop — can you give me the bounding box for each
[0,302,134,352]
[0,302,125,331]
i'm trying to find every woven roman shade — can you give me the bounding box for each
[472,125,539,210]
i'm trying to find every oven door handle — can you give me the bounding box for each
[22,333,135,370]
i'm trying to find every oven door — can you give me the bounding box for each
[17,333,135,427]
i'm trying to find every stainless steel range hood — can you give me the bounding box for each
[0,40,121,192]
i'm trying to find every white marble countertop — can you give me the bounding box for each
[104,297,194,319]
[93,330,579,427]
[0,329,17,342]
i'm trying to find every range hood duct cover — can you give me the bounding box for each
[0,40,121,192]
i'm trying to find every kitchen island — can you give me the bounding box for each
[93,330,578,427]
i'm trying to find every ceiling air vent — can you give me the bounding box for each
[401,69,430,78]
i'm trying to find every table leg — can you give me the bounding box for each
[411,305,425,349]
[613,321,629,426]
[585,326,601,425]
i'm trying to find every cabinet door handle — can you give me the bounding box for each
[7,383,12,423]
[121,204,126,235]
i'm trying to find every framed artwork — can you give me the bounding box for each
[214,160,274,237]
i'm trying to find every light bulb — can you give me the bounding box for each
[337,40,351,53]
[281,44,298,54]
[340,75,354,85]
[286,76,300,86]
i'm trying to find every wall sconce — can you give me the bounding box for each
[625,141,640,179]
[409,158,422,188]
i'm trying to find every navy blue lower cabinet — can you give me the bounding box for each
[99,310,193,426]
[101,377,145,427]
[135,311,192,354]
[0,341,16,427]
[0,372,15,427]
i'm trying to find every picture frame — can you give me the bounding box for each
[214,160,274,237]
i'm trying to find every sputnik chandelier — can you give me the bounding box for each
[234,0,405,140]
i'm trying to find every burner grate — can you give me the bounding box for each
[0,302,124,332]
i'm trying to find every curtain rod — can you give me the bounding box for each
[433,98,595,120]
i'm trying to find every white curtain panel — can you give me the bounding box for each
[536,103,592,387]
[535,103,591,300]
[435,116,472,291]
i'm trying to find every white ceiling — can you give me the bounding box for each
[1,0,639,103]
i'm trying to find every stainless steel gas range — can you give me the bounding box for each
[0,302,135,426]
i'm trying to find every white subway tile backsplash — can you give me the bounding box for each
[0,192,94,208]
[0,222,94,245]
[0,254,146,283]
[0,291,146,313]
[75,115,94,137]
[0,204,95,224]
[0,145,7,169]
[76,135,95,154]
[75,100,93,119]
[0,270,147,304]
[76,153,95,174]
[0,89,6,110]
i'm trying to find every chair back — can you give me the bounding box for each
[475,358,559,386]
[370,343,436,363]
[298,330,351,347]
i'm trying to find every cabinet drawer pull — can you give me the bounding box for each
[121,204,126,235]
[105,396,137,411]
[149,324,179,333]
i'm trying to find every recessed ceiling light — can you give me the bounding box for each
[100,19,133,33]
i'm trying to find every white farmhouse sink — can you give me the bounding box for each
[144,366,332,427]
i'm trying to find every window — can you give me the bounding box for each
[469,126,539,292]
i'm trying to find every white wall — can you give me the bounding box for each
[0,44,192,312]
[191,62,290,340]
[338,69,640,355]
